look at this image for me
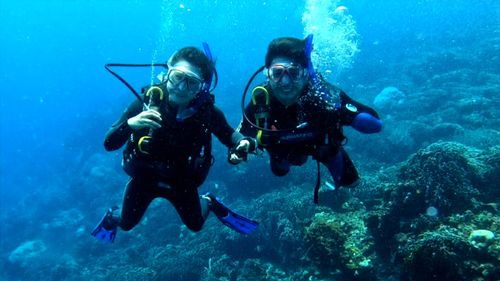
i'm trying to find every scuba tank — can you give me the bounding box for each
[136,86,164,155]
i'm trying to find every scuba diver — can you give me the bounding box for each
[91,46,258,243]
[238,36,382,204]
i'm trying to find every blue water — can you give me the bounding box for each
[1,0,498,280]
[1,0,495,199]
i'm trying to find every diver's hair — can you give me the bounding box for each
[168,47,214,82]
[265,37,307,68]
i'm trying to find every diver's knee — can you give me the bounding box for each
[185,220,204,232]
[118,216,139,231]
[271,165,289,176]
[270,159,290,176]
[119,222,135,232]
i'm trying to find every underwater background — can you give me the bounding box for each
[1,0,499,280]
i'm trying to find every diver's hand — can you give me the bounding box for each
[127,110,162,131]
[228,139,252,164]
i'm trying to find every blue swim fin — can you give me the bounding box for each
[204,193,258,235]
[91,206,119,243]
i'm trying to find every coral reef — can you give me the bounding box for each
[3,140,498,281]
[396,225,499,281]
[304,210,376,280]
[397,142,481,217]
[8,240,47,267]
[367,142,499,280]
[398,226,475,281]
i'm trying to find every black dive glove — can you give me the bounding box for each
[228,137,257,164]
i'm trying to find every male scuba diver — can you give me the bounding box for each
[91,45,258,243]
[238,36,382,203]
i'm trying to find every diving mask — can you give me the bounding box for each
[166,67,205,92]
[267,63,305,83]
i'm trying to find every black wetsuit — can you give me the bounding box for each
[238,82,381,188]
[105,87,242,231]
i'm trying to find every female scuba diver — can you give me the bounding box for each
[91,45,258,243]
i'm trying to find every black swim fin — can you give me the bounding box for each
[91,206,119,243]
[204,193,258,235]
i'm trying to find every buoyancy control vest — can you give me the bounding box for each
[122,86,215,179]
[250,83,345,150]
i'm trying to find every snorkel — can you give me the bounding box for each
[304,34,317,81]
[175,42,218,122]
[304,34,331,97]
[304,34,340,111]
[202,42,214,91]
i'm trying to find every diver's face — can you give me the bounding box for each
[267,57,307,107]
[166,60,204,107]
